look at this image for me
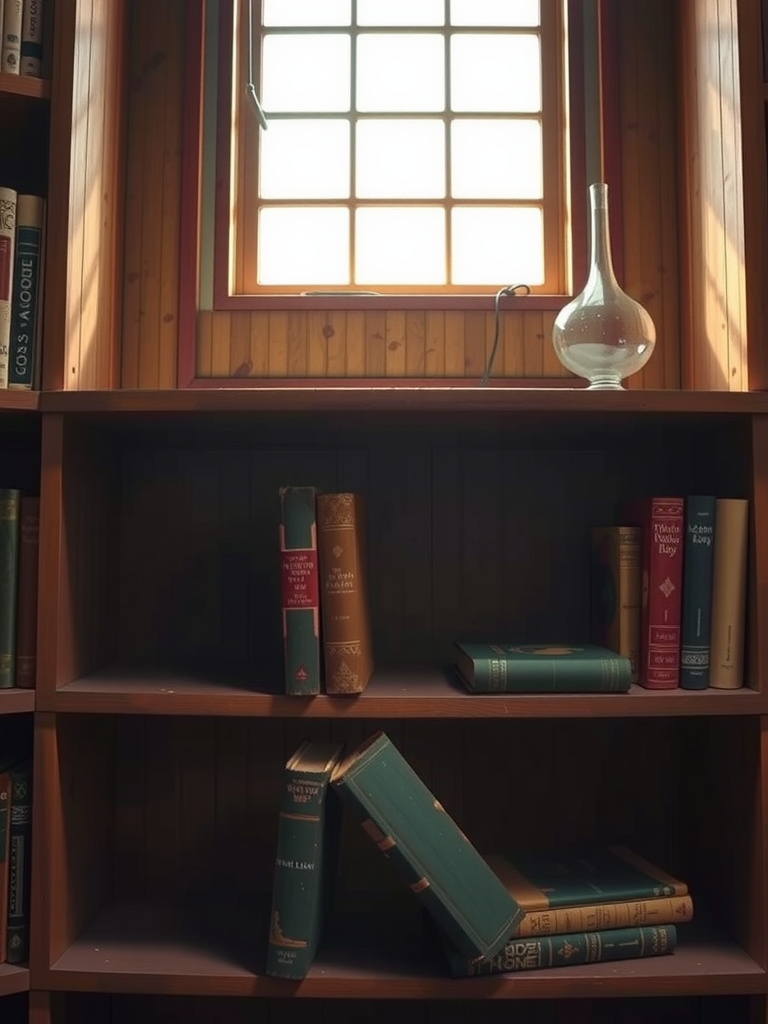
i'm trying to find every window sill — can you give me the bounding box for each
[211,293,572,313]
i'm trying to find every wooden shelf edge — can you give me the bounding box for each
[0,689,35,715]
[0,390,40,412]
[38,387,768,416]
[0,72,49,100]
[0,963,29,997]
[37,666,768,718]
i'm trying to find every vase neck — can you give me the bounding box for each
[588,182,618,285]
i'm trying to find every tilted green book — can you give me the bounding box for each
[331,731,524,962]
[440,923,677,977]
[279,486,322,695]
[0,491,20,688]
[266,739,344,979]
[454,642,631,693]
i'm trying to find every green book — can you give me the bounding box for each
[487,845,689,910]
[439,923,677,977]
[279,486,321,696]
[0,491,20,689]
[454,642,632,693]
[266,739,344,979]
[331,731,524,963]
[6,758,32,964]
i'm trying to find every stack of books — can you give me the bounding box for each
[264,731,688,980]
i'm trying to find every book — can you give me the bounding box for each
[0,0,21,73]
[0,187,17,388]
[0,761,13,962]
[14,496,38,689]
[620,497,685,689]
[331,731,524,962]
[709,498,749,689]
[8,195,45,390]
[454,643,631,694]
[679,495,716,689]
[485,845,690,936]
[590,525,642,682]
[316,492,374,694]
[20,0,44,76]
[6,757,32,963]
[266,739,344,979]
[0,489,19,688]
[440,923,677,977]
[279,486,321,696]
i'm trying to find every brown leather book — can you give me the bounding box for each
[316,493,374,695]
[14,496,39,689]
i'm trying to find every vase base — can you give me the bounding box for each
[586,380,625,390]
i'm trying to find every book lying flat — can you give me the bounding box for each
[331,731,524,962]
[486,845,691,937]
[454,642,632,693]
[440,923,677,977]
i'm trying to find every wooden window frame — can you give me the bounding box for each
[177,0,622,385]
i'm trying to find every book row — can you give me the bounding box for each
[0,754,31,966]
[0,187,45,390]
[591,495,749,690]
[267,732,689,980]
[0,491,38,689]
[0,0,44,76]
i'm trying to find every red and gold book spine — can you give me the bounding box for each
[622,497,684,689]
[14,496,39,689]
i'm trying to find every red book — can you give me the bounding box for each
[14,496,39,689]
[619,497,684,689]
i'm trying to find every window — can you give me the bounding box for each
[214,0,580,302]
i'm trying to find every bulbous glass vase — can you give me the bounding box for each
[552,182,656,389]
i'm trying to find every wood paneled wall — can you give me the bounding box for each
[119,0,683,389]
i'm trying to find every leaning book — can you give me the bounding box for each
[331,731,523,962]
[454,642,631,694]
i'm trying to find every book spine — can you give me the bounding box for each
[279,486,321,696]
[467,653,631,693]
[20,0,43,76]
[6,760,32,963]
[590,525,642,682]
[0,490,19,688]
[709,498,749,689]
[0,0,21,72]
[0,188,17,389]
[514,894,693,937]
[332,732,522,961]
[0,773,11,963]
[266,765,338,979]
[680,495,716,689]
[639,497,685,689]
[448,924,676,977]
[317,493,374,694]
[14,496,38,689]
[8,195,44,390]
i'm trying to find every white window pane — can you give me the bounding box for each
[262,35,350,112]
[258,207,349,284]
[357,0,444,26]
[451,35,541,112]
[451,120,542,199]
[450,0,539,27]
[357,120,445,198]
[260,120,350,198]
[357,35,445,112]
[356,207,445,284]
[451,207,544,285]
[263,0,351,26]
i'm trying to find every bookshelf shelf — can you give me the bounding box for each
[41,903,765,1000]
[0,392,40,412]
[0,690,34,716]
[40,664,768,718]
[0,73,49,102]
[0,964,29,997]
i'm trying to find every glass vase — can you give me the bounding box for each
[552,182,656,389]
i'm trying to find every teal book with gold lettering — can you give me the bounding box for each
[266,739,344,979]
[331,731,524,962]
[454,642,631,693]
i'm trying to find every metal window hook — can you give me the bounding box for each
[247,0,268,130]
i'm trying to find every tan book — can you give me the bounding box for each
[317,492,374,694]
[0,186,17,389]
[709,498,749,689]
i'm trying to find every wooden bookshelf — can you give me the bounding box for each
[0,963,29,997]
